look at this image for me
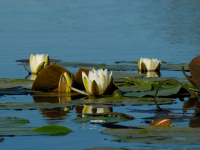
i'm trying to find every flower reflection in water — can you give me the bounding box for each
[32,96,76,124]
[138,70,161,77]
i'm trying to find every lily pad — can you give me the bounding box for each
[0,78,33,89]
[69,97,174,106]
[72,116,127,124]
[32,64,74,91]
[0,117,29,127]
[31,125,72,133]
[0,117,72,136]
[0,102,74,110]
[125,83,182,97]
[119,82,152,92]
[101,126,200,145]
[113,72,145,83]
[0,89,32,95]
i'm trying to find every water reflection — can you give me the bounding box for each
[32,96,76,124]
[32,96,114,124]
[138,70,161,77]
[25,74,37,80]
[182,97,199,113]
[75,105,113,118]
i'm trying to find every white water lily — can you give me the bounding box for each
[82,68,113,95]
[30,54,49,73]
[58,72,74,93]
[138,58,161,71]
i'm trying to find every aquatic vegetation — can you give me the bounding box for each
[24,54,49,74]
[82,68,113,96]
[137,58,161,71]
[58,72,74,93]
[150,118,173,127]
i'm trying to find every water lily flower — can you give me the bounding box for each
[138,58,161,71]
[58,72,74,93]
[82,68,113,96]
[29,54,49,74]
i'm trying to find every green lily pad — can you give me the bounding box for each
[0,117,72,136]
[119,82,152,92]
[72,116,127,124]
[0,78,33,89]
[31,125,72,133]
[0,117,29,127]
[113,72,145,83]
[101,126,200,145]
[0,102,74,110]
[125,83,181,97]
[69,97,174,106]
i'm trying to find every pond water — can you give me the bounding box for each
[1,0,200,149]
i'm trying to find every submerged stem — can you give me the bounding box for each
[154,78,200,111]
[24,62,31,74]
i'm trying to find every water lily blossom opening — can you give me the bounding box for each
[138,57,161,71]
[82,68,113,96]
[29,54,50,74]
[58,72,74,93]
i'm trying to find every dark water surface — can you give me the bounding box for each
[1,0,200,149]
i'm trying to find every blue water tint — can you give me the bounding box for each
[1,0,200,69]
[1,0,200,149]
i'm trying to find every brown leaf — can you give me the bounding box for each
[32,64,73,91]
[189,55,200,89]
[182,66,198,88]
[75,68,90,90]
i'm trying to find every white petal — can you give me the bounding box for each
[30,54,37,73]
[82,71,92,94]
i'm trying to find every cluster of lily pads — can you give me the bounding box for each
[25,54,162,97]
[2,54,200,147]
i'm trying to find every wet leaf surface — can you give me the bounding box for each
[69,97,175,106]
[0,102,74,110]
[101,126,200,145]
[31,125,72,133]
[0,117,71,136]
[0,78,33,89]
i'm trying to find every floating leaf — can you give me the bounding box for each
[188,55,200,89]
[0,78,33,89]
[119,82,152,92]
[31,125,72,133]
[0,117,29,127]
[69,97,174,106]
[125,83,181,97]
[0,117,71,136]
[0,102,74,110]
[32,64,74,91]
[101,126,200,145]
